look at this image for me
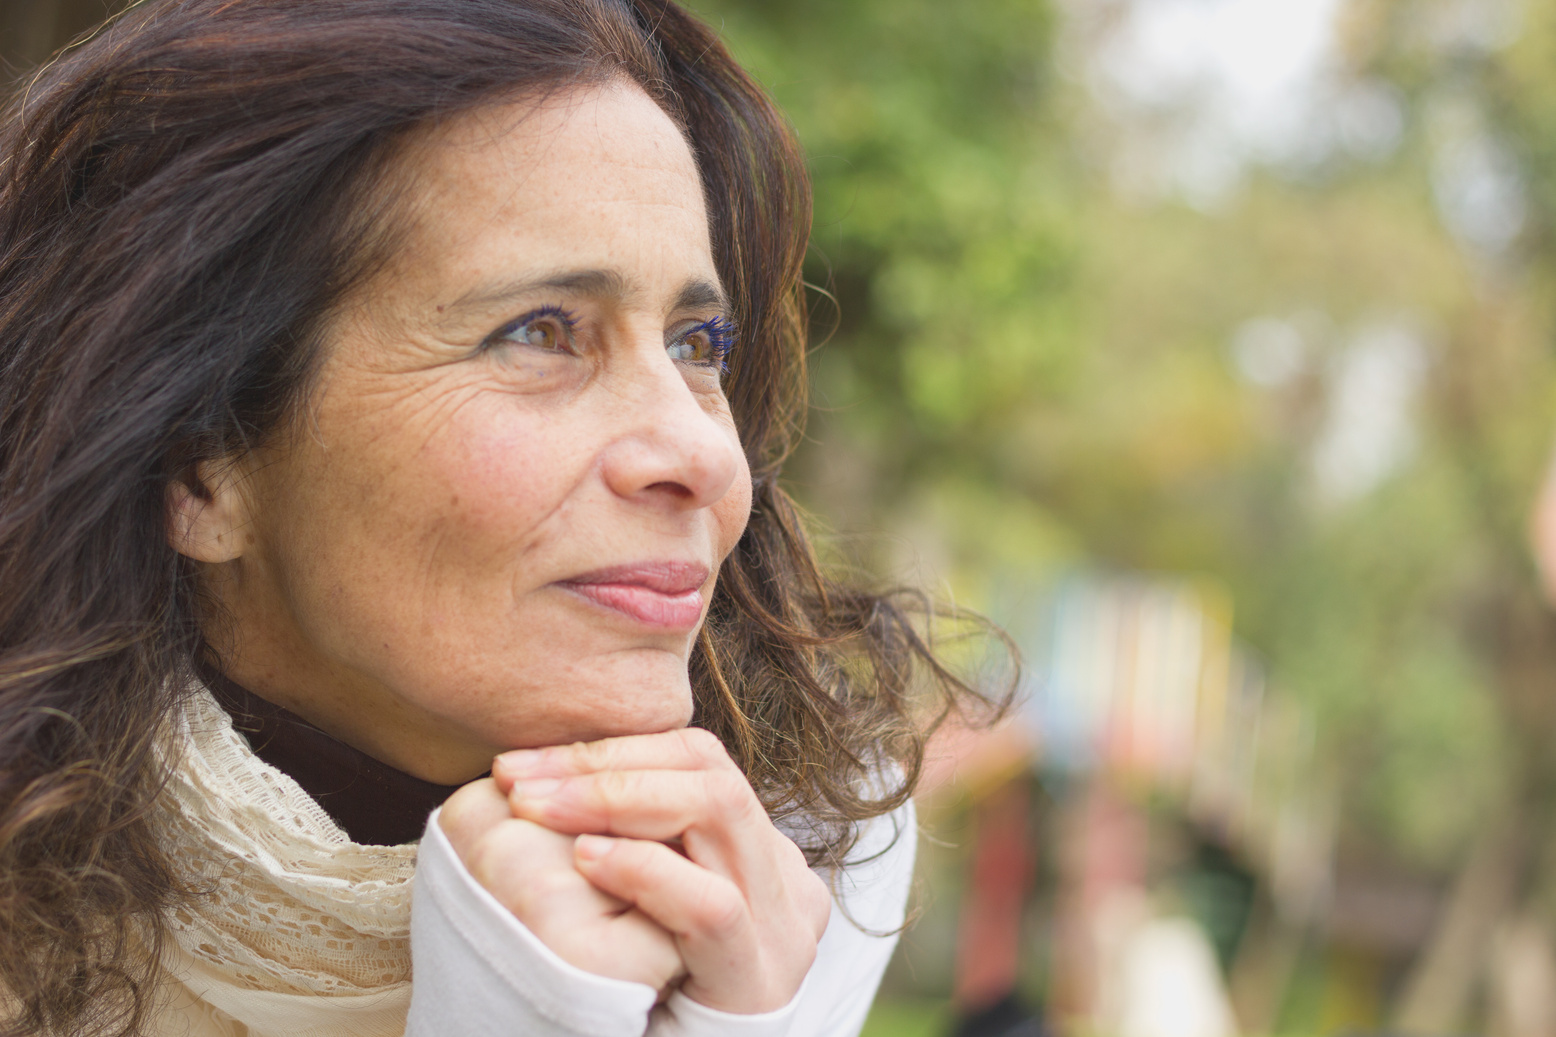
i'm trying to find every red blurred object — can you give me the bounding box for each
[954,778,1035,1012]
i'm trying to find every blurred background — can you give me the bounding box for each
[8,0,1556,1033]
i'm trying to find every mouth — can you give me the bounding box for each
[555,560,712,630]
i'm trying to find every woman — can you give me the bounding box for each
[0,1,1000,1035]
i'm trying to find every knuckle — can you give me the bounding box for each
[528,867,583,903]
[503,867,578,918]
[775,835,809,872]
[591,770,636,824]
[573,738,614,772]
[468,820,554,882]
[438,779,506,851]
[465,838,499,885]
[705,770,757,819]
[462,822,590,923]
[466,837,517,897]
[802,873,833,935]
[438,800,478,848]
[779,913,824,976]
[690,879,747,940]
[679,727,730,766]
[467,824,522,880]
[597,768,633,802]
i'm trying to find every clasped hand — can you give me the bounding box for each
[438,728,832,1013]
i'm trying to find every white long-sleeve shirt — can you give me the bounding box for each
[150,689,916,1037]
[406,802,916,1037]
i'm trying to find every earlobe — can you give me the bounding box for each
[166,460,252,564]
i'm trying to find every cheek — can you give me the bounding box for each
[302,388,584,587]
[423,418,568,538]
[715,452,754,557]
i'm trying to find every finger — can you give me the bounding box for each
[575,835,816,1014]
[507,767,765,854]
[492,728,732,790]
[437,777,516,857]
[574,835,753,947]
[456,817,686,991]
[574,905,687,990]
[465,817,630,919]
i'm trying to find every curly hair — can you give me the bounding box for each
[0,1,1010,1033]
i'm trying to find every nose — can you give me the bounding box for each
[598,350,743,512]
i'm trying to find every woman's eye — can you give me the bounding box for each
[667,317,735,369]
[484,306,578,355]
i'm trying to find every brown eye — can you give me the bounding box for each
[666,329,713,363]
[514,320,563,350]
[484,306,578,355]
[666,316,735,370]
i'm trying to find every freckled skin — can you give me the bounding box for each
[189,84,752,784]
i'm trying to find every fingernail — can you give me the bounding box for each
[509,777,564,800]
[575,834,613,861]
[494,749,544,776]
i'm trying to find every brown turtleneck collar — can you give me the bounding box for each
[198,662,474,846]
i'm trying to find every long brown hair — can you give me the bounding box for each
[0,1,1008,1034]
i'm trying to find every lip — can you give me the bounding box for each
[555,560,712,630]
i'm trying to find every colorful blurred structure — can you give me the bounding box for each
[908,576,1330,1037]
[899,561,1554,1037]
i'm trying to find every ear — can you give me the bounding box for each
[166,460,253,564]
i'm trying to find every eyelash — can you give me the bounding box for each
[671,316,737,371]
[482,306,736,371]
[483,305,580,354]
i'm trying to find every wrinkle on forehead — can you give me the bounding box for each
[418,81,700,227]
[369,79,714,320]
[445,268,729,326]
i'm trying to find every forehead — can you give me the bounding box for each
[387,80,714,298]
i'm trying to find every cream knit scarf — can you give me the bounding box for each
[148,686,418,1037]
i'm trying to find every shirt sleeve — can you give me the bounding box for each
[405,814,658,1037]
[782,800,916,1037]
[405,801,917,1037]
[647,801,917,1037]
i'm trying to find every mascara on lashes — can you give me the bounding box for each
[481,306,736,369]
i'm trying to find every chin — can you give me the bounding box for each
[588,673,696,739]
[504,700,692,749]
[601,701,694,740]
[591,648,697,728]
[484,662,696,748]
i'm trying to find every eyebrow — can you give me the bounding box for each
[447,267,730,316]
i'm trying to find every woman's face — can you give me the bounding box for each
[184,82,752,783]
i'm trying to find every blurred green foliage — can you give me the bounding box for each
[859,997,953,1037]
[11,0,1556,1024]
[6,0,1549,889]
[688,0,1556,892]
